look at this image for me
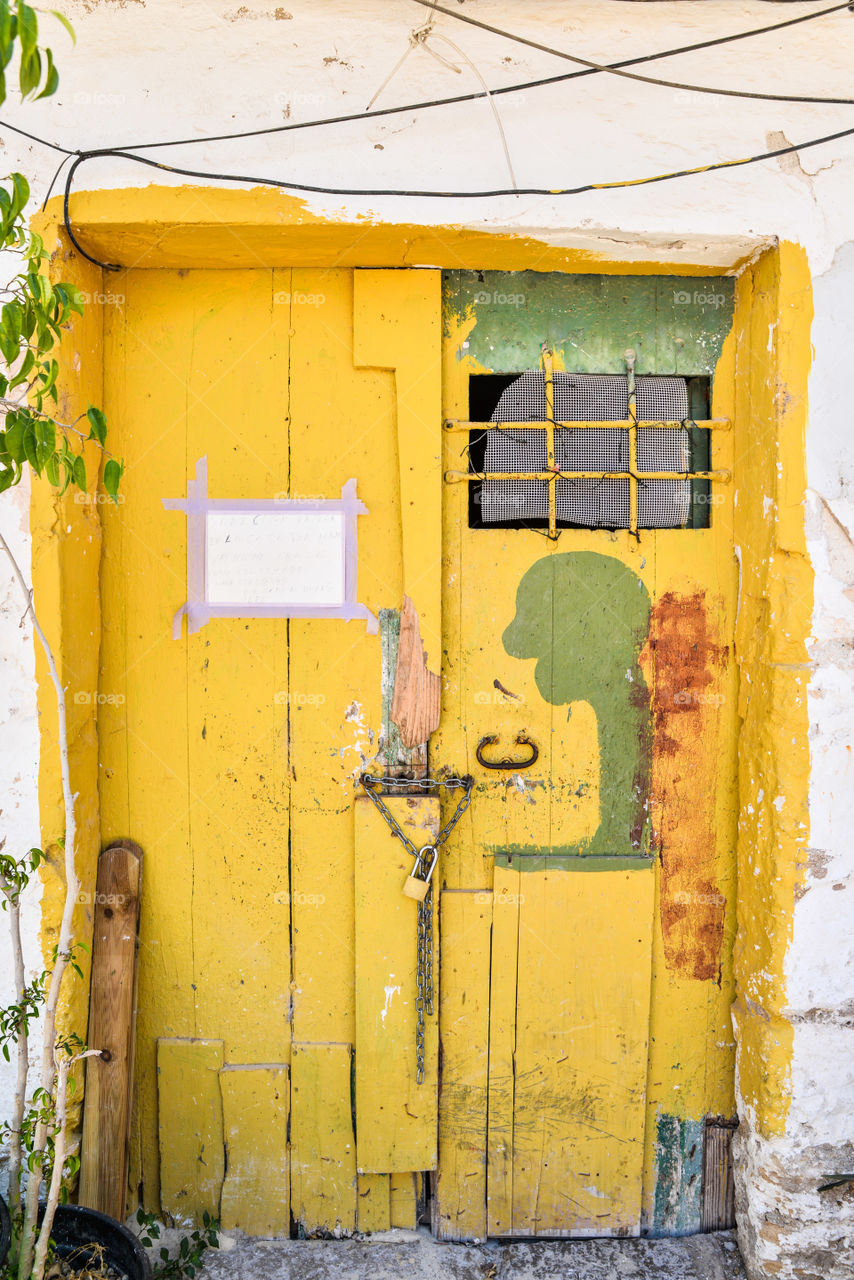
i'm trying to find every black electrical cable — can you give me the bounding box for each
[411,0,854,106]
[85,0,854,152]
[0,118,74,154]
[63,122,854,272]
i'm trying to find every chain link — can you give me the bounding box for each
[360,773,473,1084]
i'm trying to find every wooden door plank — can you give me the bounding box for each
[356,1174,391,1233]
[157,1038,225,1223]
[486,865,521,1237]
[79,841,142,1219]
[510,866,655,1236]
[435,890,492,1242]
[389,1173,418,1229]
[353,268,443,747]
[290,1043,356,1235]
[219,1065,289,1237]
[354,794,439,1173]
[183,269,291,1065]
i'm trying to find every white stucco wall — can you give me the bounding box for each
[1,2,852,1273]
[0,474,44,1189]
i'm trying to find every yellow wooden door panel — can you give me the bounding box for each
[183,270,291,1064]
[286,267,400,1052]
[508,867,654,1236]
[436,271,738,1240]
[354,795,439,1173]
[101,270,289,1209]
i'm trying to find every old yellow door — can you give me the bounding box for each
[434,272,739,1239]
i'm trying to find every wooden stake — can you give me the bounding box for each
[78,840,142,1221]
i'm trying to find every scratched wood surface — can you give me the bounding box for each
[354,794,439,1173]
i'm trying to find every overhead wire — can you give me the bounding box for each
[410,0,854,107]
[51,0,854,153]
[62,119,854,271]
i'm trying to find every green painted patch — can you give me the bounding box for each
[649,1114,705,1237]
[492,848,654,872]
[443,270,735,376]
[501,552,652,859]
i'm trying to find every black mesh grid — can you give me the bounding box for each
[479,371,693,529]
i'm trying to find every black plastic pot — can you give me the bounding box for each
[0,1193,11,1269]
[39,1204,152,1280]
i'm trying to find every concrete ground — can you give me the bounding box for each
[193,1227,748,1280]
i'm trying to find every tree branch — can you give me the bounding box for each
[0,528,80,1280]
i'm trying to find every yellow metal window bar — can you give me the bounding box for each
[445,349,731,537]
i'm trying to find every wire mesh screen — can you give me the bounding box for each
[479,371,693,529]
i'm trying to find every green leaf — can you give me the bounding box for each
[19,45,40,99]
[49,8,75,43]
[103,457,122,503]
[4,416,24,462]
[86,405,106,446]
[34,417,54,470]
[10,171,28,216]
[35,46,57,98]
[72,452,86,491]
[16,3,36,58]
[22,419,39,471]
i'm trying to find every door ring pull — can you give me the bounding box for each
[476,734,539,771]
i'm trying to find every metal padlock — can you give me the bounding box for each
[401,845,438,902]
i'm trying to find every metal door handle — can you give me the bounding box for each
[475,734,539,771]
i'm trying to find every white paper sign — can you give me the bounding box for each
[206,510,345,605]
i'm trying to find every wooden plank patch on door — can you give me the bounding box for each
[157,1038,225,1223]
[354,794,439,1173]
[219,1065,289,1237]
[290,1043,356,1235]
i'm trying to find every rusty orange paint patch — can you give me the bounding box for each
[646,591,728,982]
